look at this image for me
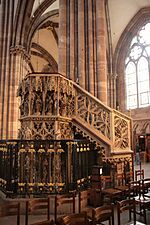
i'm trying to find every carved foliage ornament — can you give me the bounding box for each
[76,91,110,139]
[114,115,129,149]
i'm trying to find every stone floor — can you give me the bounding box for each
[0,162,150,225]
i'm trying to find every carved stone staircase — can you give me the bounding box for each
[17,73,133,161]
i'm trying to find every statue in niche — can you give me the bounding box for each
[59,94,66,116]
[53,153,62,184]
[66,95,74,116]
[45,92,54,115]
[24,94,29,116]
[55,128,61,139]
[36,77,43,92]
[30,91,36,115]
[53,92,57,114]
[31,78,36,92]
[18,128,23,139]
[25,126,32,140]
[20,99,24,116]
[35,93,42,115]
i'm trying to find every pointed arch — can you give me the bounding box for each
[26,9,59,52]
[113,7,150,111]
[12,0,57,49]
[114,7,150,75]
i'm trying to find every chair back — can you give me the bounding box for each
[92,204,114,225]
[142,178,150,189]
[117,199,136,225]
[1,202,20,225]
[135,169,144,181]
[101,176,112,189]
[78,189,91,213]
[25,197,50,225]
[125,171,133,185]
[58,211,88,225]
[115,173,125,186]
[54,192,76,223]
[129,180,141,198]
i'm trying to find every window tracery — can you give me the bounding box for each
[125,22,150,109]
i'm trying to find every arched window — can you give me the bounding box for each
[125,23,150,109]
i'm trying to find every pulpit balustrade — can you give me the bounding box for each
[0,139,98,196]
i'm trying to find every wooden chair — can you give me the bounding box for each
[114,173,129,196]
[1,201,20,225]
[117,199,146,225]
[78,189,95,219]
[57,211,88,225]
[142,178,150,197]
[91,203,114,225]
[54,192,76,224]
[25,197,51,225]
[135,169,144,181]
[125,171,134,185]
[128,180,141,199]
[101,175,122,203]
[128,179,150,224]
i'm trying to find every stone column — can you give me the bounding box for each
[69,0,75,81]
[88,0,95,96]
[0,0,14,139]
[96,0,107,104]
[109,74,117,108]
[8,46,30,139]
[78,0,85,89]
[58,0,67,76]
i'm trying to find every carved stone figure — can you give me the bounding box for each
[20,101,24,116]
[59,94,66,116]
[36,77,42,92]
[30,91,36,115]
[24,95,29,116]
[25,126,32,140]
[45,92,54,115]
[53,153,62,184]
[35,94,42,115]
[18,128,23,139]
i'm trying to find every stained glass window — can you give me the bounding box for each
[125,23,150,109]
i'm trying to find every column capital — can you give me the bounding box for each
[10,45,31,61]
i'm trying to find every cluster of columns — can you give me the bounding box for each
[0,1,31,139]
[58,0,108,105]
[0,0,33,139]
[0,44,31,139]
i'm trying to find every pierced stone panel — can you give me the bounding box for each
[114,115,129,150]
[76,90,111,139]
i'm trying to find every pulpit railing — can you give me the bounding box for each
[0,139,97,197]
